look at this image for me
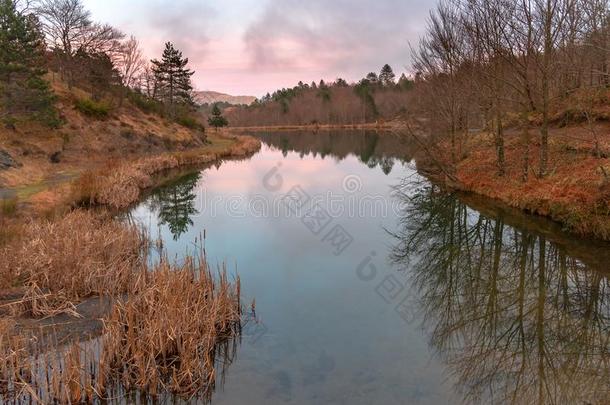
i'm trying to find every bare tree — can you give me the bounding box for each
[116,35,145,89]
[532,0,578,177]
[138,62,157,98]
[462,0,514,176]
[412,1,471,167]
[36,0,123,85]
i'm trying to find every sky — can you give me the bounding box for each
[84,0,436,97]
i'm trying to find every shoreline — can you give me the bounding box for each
[1,131,261,216]
[228,122,395,132]
[0,132,260,402]
[234,123,609,242]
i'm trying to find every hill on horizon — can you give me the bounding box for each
[193,91,256,106]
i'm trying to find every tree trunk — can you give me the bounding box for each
[539,0,552,178]
[521,111,531,182]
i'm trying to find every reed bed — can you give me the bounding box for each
[99,256,241,399]
[0,212,243,403]
[0,135,259,402]
[0,210,146,317]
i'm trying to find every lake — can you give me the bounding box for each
[130,130,610,404]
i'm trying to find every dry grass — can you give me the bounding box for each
[69,135,260,210]
[100,257,241,398]
[0,259,242,403]
[454,128,610,239]
[0,210,146,315]
[0,211,243,403]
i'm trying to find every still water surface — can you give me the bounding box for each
[130,130,610,404]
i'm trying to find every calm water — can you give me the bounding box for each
[130,130,610,405]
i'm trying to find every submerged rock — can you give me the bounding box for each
[0,150,21,170]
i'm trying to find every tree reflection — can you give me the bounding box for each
[147,172,200,240]
[253,130,415,175]
[391,182,610,404]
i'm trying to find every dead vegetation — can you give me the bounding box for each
[0,210,145,315]
[0,210,243,403]
[69,135,260,210]
[405,120,610,240]
[100,257,240,398]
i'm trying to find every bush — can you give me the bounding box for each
[74,98,111,119]
[175,114,204,130]
[0,197,17,217]
[128,92,165,116]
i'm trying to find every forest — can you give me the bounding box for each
[226,65,414,126]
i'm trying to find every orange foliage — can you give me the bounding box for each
[455,128,610,239]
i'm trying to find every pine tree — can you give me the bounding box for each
[0,0,58,127]
[208,104,228,129]
[151,42,194,113]
[398,73,413,90]
[379,64,396,86]
[334,78,348,87]
[365,72,379,85]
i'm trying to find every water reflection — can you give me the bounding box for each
[251,130,418,174]
[391,182,610,404]
[146,172,200,240]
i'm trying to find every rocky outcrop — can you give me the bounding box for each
[0,150,21,170]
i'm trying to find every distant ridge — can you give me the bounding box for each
[193,91,256,106]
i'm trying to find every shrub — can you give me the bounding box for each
[128,92,165,116]
[74,98,111,119]
[175,114,204,130]
[0,197,17,217]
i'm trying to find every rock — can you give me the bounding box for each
[49,151,62,164]
[0,150,21,170]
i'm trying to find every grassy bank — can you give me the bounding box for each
[409,123,610,241]
[0,129,259,401]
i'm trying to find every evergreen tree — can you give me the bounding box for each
[151,42,194,113]
[334,78,348,87]
[208,104,228,129]
[397,73,413,90]
[354,79,378,121]
[380,157,395,175]
[365,72,379,84]
[0,0,58,127]
[73,50,120,100]
[379,64,396,86]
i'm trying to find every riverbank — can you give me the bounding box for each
[231,122,609,241]
[230,122,394,132]
[404,122,610,241]
[0,129,259,402]
[1,132,260,216]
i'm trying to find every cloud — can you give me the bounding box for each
[144,0,216,62]
[243,0,432,79]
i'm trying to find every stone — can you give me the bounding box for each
[0,150,21,170]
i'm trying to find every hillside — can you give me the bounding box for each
[0,77,262,213]
[0,78,204,188]
[193,91,256,106]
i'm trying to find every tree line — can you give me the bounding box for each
[411,0,610,179]
[226,64,415,127]
[0,0,199,129]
